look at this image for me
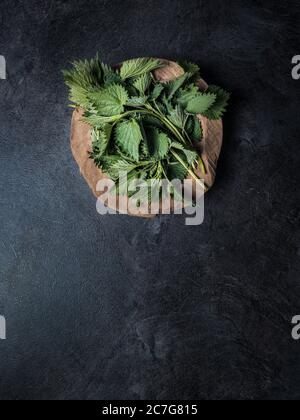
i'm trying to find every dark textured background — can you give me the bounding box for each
[0,0,300,401]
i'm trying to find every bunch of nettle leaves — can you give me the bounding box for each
[63,56,229,193]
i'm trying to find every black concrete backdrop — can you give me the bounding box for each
[0,0,300,400]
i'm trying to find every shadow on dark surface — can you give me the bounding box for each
[0,0,300,400]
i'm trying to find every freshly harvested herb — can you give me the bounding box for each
[63,55,230,197]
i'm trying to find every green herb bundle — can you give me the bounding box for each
[63,55,230,195]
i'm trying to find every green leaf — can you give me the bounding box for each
[161,95,174,114]
[115,119,143,161]
[141,114,165,130]
[186,116,203,141]
[114,170,142,195]
[150,83,164,100]
[102,63,122,86]
[139,122,150,158]
[167,162,188,180]
[106,160,138,181]
[146,127,170,160]
[94,154,119,171]
[168,105,186,129]
[202,85,231,119]
[65,85,93,109]
[126,96,148,107]
[96,155,139,181]
[192,117,203,140]
[179,61,200,77]
[185,93,217,115]
[133,73,151,95]
[171,142,197,165]
[140,139,150,158]
[63,55,104,107]
[165,72,192,100]
[89,84,129,116]
[170,142,185,151]
[120,58,162,80]
[83,111,122,126]
[63,56,103,90]
[91,125,113,157]
[176,85,199,107]
[183,149,198,165]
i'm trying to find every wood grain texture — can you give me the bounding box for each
[70,59,223,217]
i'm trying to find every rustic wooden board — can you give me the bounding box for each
[70,59,223,217]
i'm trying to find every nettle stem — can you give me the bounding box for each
[170,150,204,189]
[123,106,207,182]
[145,104,186,144]
[145,104,207,177]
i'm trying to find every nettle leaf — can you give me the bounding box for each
[114,170,143,195]
[185,93,217,115]
[176,85,199,107]
[102,63,122,86]
[125,84,139,98]
[168,106,186,129]
[165,73,192,100]
[106,159,138,181]
[186,116,203,141]
[183,149,198,165]
[180,61,200,77]
[161,95,174,114]
[150,83,164,101]
[63,56,103,90]
[139,122,150,158]
[142,114,165,130]
[83,109,123,126]
[202,85,231,119]
[120,58,162,80]
[149,163,159,178]
[192,117,203,140]
[67,86,92,109]
[170,142,185,151]
[89,84,129,116]
[133,73,151,95]
[126,96,148,107]
[63,56,104,107]
[115,119,143,161]
[91,124,113,157]
[146,127,170,160]
[94,154,120,171]
[167,162,188,181]
[156,101,168,115]
[155,161,164,179]
[171,142,197,165]
[140,138,150,158]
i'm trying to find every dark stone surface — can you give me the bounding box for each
[0,0,300,400]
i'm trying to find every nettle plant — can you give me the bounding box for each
[63,56,230,197]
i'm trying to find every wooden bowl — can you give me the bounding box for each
[70,59,223,218]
